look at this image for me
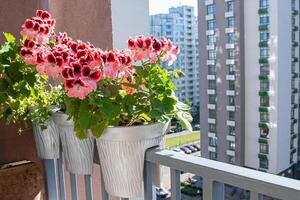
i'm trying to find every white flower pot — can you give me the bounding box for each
[53,112,95,175]
[32,116,60,159]
[96,122,169,198]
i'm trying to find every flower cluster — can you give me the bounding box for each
[127,35,180,65]
[19,10,180,100]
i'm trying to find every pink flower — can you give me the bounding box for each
[65,78,96,100]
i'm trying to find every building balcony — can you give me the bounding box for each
[225,43,235,49]
[258,153,268,159]
[206,14,215,21]
[293,10,299,15]
[207,59,215,65]
[226,105,235,111]
[258,106,270,112]
[207,89,216,95]
[259,74,269,80]
[292,88,298,94]
[208,118,216,124]
[258,137,268,144]
[208,132,216,138]
[259,41,268,47]
[224,11,234,18]
[208,146,217,153]
[207,104,216,110]
[292,72,298,78]
[226,90,235,96]
[226,59,235,65]
[226,75,235,81]
[225,27,234,33]
[226,134,235,142]
[258,8,268,15]
[258,90,270,96]
[293,41,298,47]
[259,57,269,64]
[206,44,215,50]
[292,57,299,62]
[259,24,269,31]
[206,29,215,35]
[205,0,214,5]
[291,133,298,139]
[292,118,297,124]
[226,149,235,156]
[293,26,299,32]
[259,122,270,129]
[226,120,236,127]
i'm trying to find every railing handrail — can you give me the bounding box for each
[145,148,300,200]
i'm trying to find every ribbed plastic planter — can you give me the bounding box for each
[32,116,60,159]
[96,122,169,198]
[53,112,95,175]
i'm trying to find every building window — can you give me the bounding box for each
[207,35,216,45]
[229,111,235,121]
[207,20,216,30]
[228,49,235,59]
[259,158,269,169]
[260,143,269,154]
[290,153,294,164]
[229,141,236,150]
[228,96,235,106]
[260,129,269,137]
[228,156,235,164]
[260,47,269,58]
[227,17,235,28]
[260,80,269,90]
[209,123,216,132]
[208,80,216,89]
[260,15,269,25]
[228,33,236,44]
[229,126,235,135]
[209,94,216,104]
[209,152,217,160]
[227,1,234,12]
[260,96,269,106]
[228,80,235,90]
[209,109,216,119]
[208,50,216,60]
[259,0,269,8]
[260,112,269,122]
[260,64,269,75]
[207,4,216,15]
[209,137,218,147]
[228,65,235,75]
[208,65,216,75]
[260,31,269,41]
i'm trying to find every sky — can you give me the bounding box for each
[149,0,198,16]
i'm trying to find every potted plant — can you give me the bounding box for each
[0,28,61,160]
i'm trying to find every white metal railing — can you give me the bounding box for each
[43,146,300,200]
[143,148,300,200]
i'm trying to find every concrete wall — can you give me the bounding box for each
[111,0,150,49]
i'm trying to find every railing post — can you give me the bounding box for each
[58,147,66,200]
[44,159,59,200]
[170,168,181,200]
[144,161,153,200]
[203,178,224,200]
[250,191,264,200]
[70,173,78,200]
[84,174,93,200]
[100,167,109,200]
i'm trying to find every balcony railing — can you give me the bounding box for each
[42,147,300,200]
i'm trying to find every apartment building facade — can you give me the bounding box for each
[151,6,200,106]
[199,0,299,176]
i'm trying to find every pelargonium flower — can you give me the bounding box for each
[127,36,152,61]
[20,10,55,44]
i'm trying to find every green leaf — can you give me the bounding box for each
[176,111,193,132]
[3,32,15,43]
[79,101,90,129]
[91,120,108,138]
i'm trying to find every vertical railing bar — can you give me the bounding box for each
[84,174,93,200]
[203,178,213,200]
[58,147,66,200]
[170,168,181,200]
[70,173,78,200]
[44,159,59,200]
[250,191,264,200]
[212,181,224,200]
[100,166,109,200]
[143,161,153,200]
